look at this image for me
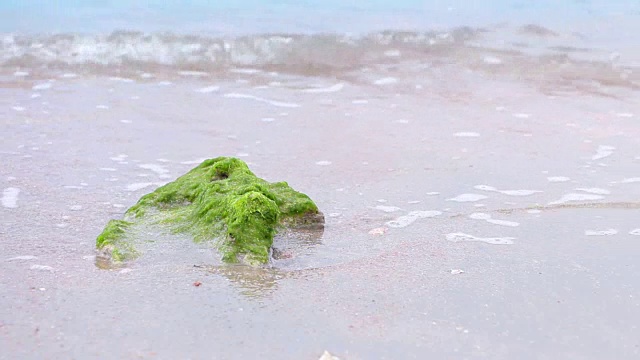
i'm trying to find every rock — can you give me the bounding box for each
[96,157,324,266]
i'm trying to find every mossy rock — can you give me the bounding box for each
[96,157,324,266]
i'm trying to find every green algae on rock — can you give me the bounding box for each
[95,157,324,265]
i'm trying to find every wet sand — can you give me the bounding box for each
[1,27,640,359]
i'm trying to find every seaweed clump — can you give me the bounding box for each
[95,157,323,265]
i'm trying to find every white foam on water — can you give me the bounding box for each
[384,49,401,57]
[548,176,571,182]
[63,185,83,189]
[386,210,442,228]
[110,154,128,162]
[527,209,542,214]
[31,93,41,98]
[352,100,369,104]
[585,229,618,236]
[576,188,611,195]
[108,76,134,83]
[230,68,262,74]
[450,269,465,275]
[426,192,440,196]
[32,83,52,90]
[408,200,421,204]
[453,132,480,137]
[483,56,503,65]
[548,193,604,205]
[469,212,520,227]
[6,255,37,261]
[99,167,117,171]
[30,265,53,272]
[447,194,488,202]
[113,204,125,208]
[629,229,640,236]
[224,93,301,108]
[302,83,344,93]
[139,163,169,175]
[500,189,542,196]
[7,176,16,181]
[377,199,387,203]
[82,255,96,261]
[96,105,109,109]
[196,85,220,93]
[446,232,514,245]
[12,106,25,112]
[261,117,275,122]
[619,178,640,184]
[139,73,154,78]
[616,113,634,118]
[315,161,332,166]
[178,71,208,77]
[474,185,498,192]
[236,152,249,157]
[375,205,402,213]
[373,77,398,85]
[474,185,540,196]
[158,81,173,86]
[69,205,83,211]
[512,113,531,119]
[61,73,77,78]
[592,145,615,160]
[14,71,29,77]
[2,187,20,208]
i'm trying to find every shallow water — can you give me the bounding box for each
[1,2,640,360]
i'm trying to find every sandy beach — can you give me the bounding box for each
[1,2,640,358]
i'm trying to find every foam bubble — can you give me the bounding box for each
[629,229,640,236]
[14,71,29,77]
[224,93,301,108]
[549,193,604,205]
[469,212,519,227]
[454,132,480,137]
[315,161,332,166]
[374,77,398,85]
[6,255,37,261]
[592,145,615,160]
[32,83,52,90]
[30,264,53,272]
[139,163,169,175]
[446,233,514,245]
[302,83,344,93]
[1,187,20,208]
[447,194,488,202]
[620,178,640,184]
[548,176,570,182]
[386,210,442,228]
[512,113,531,119]
[500,189,542,196]
[585,229,618,236]
[196,85,220,93]
[375,205,401,213]
[426,192,440,196]
[576,188,610,195]
[483,56,503,65]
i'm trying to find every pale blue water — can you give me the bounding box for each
[1,0,639,35]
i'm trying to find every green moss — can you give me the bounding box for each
[95,157,323,265]
[95,219,137,262]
